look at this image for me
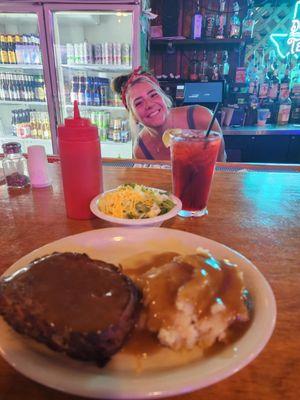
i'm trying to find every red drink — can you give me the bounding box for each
[170,130,221,217]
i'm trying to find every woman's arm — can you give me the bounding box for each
[192,105,227,162]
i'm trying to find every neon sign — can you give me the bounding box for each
[270,1,300,59]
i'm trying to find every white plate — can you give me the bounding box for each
[0,228,276,399]
[90,188,182,227]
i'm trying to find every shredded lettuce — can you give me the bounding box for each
[98,184,176,219]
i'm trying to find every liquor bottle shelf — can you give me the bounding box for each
[0,64,43,70]
[150,38,252,48]
[65,104,125,110]
[61,64,132,73]
[0,101,47,106]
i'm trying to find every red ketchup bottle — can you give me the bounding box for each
[58,101,103,219]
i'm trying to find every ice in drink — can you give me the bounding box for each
[170,130,221,217]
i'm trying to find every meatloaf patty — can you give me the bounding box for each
[0,252,141,367]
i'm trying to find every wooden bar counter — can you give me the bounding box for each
[0,159,299,400]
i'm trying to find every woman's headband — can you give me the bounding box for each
[121,66,159,109]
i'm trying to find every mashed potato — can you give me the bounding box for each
[136,248,250,351]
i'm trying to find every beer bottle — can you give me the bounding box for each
[15,34,22,64]
[37,113,43,138]
[0,35,8,64]
[229,2,241,39]
[0,73,5,100]
[37,75,46,102]
[3,74,9,100]
[18,75,25,101]
[190,0,203,40]
[7,35,16,64]
[30,111,38,138]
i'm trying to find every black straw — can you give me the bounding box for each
[205,102,219,138]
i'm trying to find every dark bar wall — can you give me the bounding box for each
[148,0,300,163]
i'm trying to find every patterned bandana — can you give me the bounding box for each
[121,66,159,109]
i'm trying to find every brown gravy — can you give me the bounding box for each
[119,251,250,362]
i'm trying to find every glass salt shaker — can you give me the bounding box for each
[2,142,30,189]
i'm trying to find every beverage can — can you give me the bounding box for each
[78,43,84,64]
[103,111,110,129]
[73,43,80,64]
[113,42,122,65]
[100,43,105,64]
[103,42,113,65]
[83,41,88,64]
[121,43,131,66]
[66,43,74,64]
[94,44,102,64]
[97,111,104,129]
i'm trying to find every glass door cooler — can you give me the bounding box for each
[0,4,55,155]
[45,2,140,158]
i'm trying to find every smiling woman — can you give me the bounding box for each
[111,67,226,161]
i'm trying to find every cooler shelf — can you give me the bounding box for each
[65,104,125,110]
[0,64,43,70]
[0,101,47,106]
[61,64,132,73]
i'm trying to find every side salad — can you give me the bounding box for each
[97,183,176,219]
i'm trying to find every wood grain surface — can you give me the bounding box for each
[0,161,299,400]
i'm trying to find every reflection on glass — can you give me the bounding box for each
[52,11,133,155]
[0,12,52,154]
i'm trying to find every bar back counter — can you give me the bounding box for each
[223,124,300,164]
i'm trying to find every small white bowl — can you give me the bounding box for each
[90,188,182,227]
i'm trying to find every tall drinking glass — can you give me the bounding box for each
[170,130,221,217]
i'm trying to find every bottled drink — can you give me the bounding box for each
[189,51,200,80]
[58,101,103,219]
[70,76,79,103]
[190,0,203,40]
[244,94,258,125]
[204,11,215,38]
[0,35,8,64]
[276,70,292,125]
[11,111,17,136]
[35,35,42,64]
[215,0,227,39]
[242,8,255,39]
[229,2,241,38]
[222,50,230,80]
[199,50,208,82]
[112,42,121,65]
[277,95,292,125]
[7,35,16,64]
[258,68,270,99]
[93,78,99,106]
[290,93,300,123]
[78,76,86,105]
[30,110,38,138]
[15,34,23,64]
[281,65,291,85]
